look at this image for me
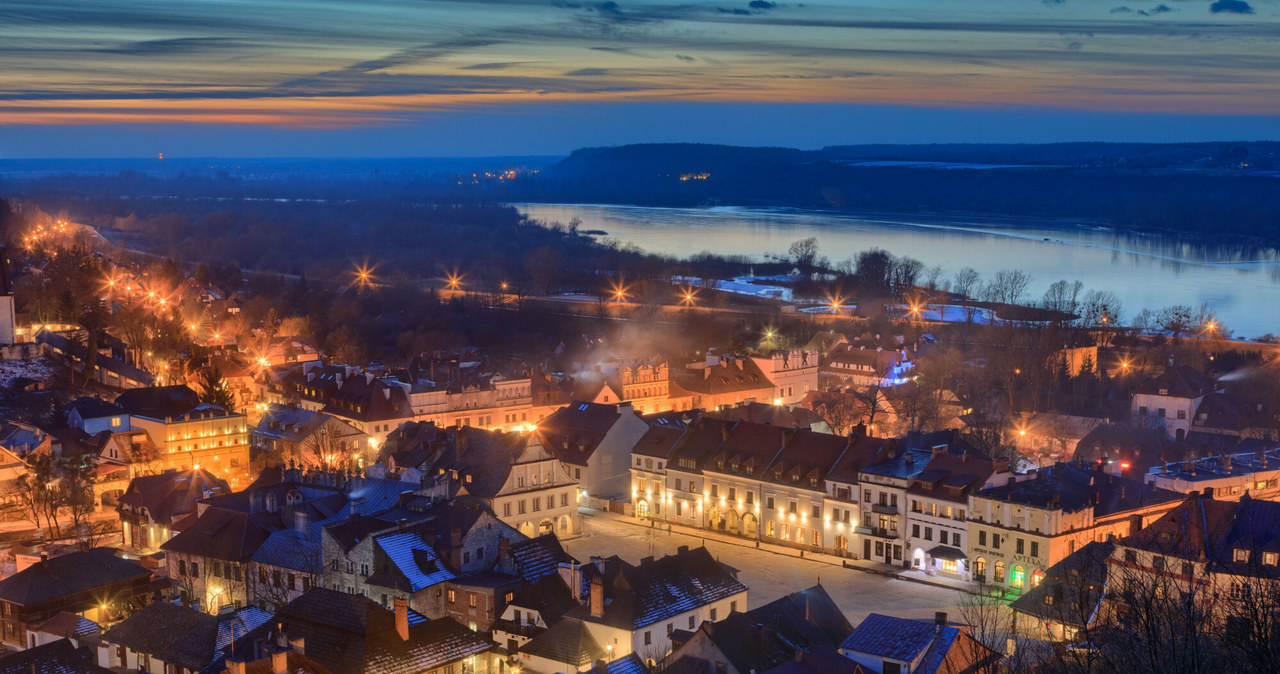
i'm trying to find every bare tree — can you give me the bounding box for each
[787,237,819,271]
[811,394,861,436]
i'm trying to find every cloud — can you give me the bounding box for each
[1111,5,1133,11]
[459,62,526,71]
[1209,0,1253,13]
[1138,4,1173,15]
[748,1,777,8]
[675,54,696,61]
[91,37,246,56]
[565,67,611,76]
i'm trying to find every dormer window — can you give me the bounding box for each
[1265,553,1278,566]
[1159,388,1168,395]
[1234,548,1250,563]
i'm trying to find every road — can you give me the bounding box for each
[563,509,965,627]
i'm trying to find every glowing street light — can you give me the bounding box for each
[608,280,629,303]
[446,271,463,290]
[678,285,697,306]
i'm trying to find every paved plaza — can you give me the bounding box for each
[563,509,966,626]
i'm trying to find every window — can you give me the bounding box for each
[1265,553,1279,566]
[1125,549,1137,563]
[561,493,568,507]
[766,521,775,537]
[288,573,296,590]
[1153,556,1165,571]
[688,615,695,629]
[766,497,775,510]
[711,485,719,498]
[812,530,820,546]
[468,593,477,608]
[547,495,555,509]
[811,505,820,518]
[179,560,187,576]
[1234,548,1251,563]
[192,563,199,577]
[1016,538,1024,554]
[1182,561,1194,576]
[993,535,1001,550]
[503,502,511,517]
[361,564,369,576]
[978,531,986,547]
[788,501,797,514]
[518,500,526,514]
[448,590,456,603]
[644,631,652,646]
[710,608,717,621]
[728,487,736,500]
[912,524,920,538]
[746,492,753,504]
[925,527,932,541]
[864,491,871,503]
[953,532,962,546]
[347,561,354,574]
[1030,541,1039,558]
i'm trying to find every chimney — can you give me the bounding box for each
[288,637,305,656]
[450,527,462,547]
[294,509,307,536]
[618,401,633,416]
[271,649,287,674]
[589,576,605,617]
[226,658,247,674]
[935,611,947,630]
[394,598,409,641]
[40,552,48,566]
[456,427,469,454]
[348,496,361,519]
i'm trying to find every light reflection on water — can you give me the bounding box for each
[518,203,1280,339]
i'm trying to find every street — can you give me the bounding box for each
[563,509,966,626]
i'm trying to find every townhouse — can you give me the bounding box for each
[378,424,582,538]
[905,450,1018,581]
[967,461,1183,595]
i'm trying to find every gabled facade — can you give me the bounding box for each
[117,468,231,554]
[537,401,650,499]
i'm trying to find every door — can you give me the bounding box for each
[864,538,871,560]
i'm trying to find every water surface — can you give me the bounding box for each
[519,203,1280,339]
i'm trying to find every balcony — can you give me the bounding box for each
[866,527,899,539]
[871,503,899,516]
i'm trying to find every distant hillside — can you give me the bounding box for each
[510,142,1280,241]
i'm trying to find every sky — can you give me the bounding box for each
[1,0,1277,157]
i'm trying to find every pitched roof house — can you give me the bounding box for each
[839,612,1000,674]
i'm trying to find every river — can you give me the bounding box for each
[517,203,1280,340]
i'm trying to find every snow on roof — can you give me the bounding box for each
[376,531,456,592]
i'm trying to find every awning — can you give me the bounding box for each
[926,545,967,561]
